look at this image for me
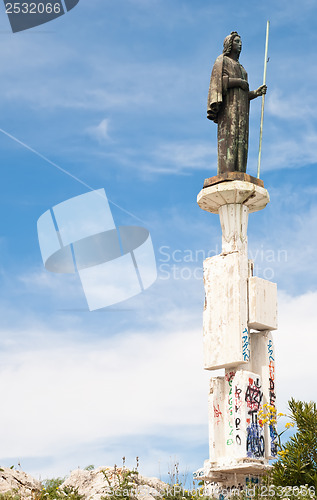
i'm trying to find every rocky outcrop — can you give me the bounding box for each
[60,467,167,500]
[0,466,42,498]
[0,465,168,499]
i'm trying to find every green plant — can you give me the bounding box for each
[56,486,85,499]
[101,464,139,500]
[36,477,84,499]
[84,465,95,471]
[271,398,317,489]
[0,492,21,500]
[39,477,64,499]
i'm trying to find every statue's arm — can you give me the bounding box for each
[249,84,267,100]
[224,76,249,91]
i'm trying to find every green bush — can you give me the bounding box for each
[272,398,317,489]
[0,492,21,500]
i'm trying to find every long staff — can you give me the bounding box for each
[257,20,270,179]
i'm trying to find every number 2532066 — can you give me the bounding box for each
[5,2,62,14]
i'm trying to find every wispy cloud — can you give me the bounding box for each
[0,317,208,469]
[261,129,317,171]
[86,118,112,143]
[95,140,216,176]
[267,89,317,121]
[0,285,315,478]
[276,289,317,409]
[145,141,216,174]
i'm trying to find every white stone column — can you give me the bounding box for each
[218,203,248,255]
[195,180,277,486]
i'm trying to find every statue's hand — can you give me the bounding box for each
[240,80,249,91]
[256,84,267,96]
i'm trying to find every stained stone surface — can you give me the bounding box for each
[60,467,167,500]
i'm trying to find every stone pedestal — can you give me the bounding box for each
[195,180,278,488]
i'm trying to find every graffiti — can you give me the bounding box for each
[214,404,222,418]
[193,470,204,478]
[268,340,276,408]
[235,387,243,412]
[225,371,235,382]
[234,385,242,446]
[266,340,278,456]
[268,340,276,404]
[246,422,265,458]
[245,377,265,457]
[245,378,263,413]
[228,421,234,438]
[245,477,259,486]
[227,373,234,416]
[242,328,250,361]
[225,372,235,445]
[268,369,278,455]
[269,374,276,406]
[235,417,242,445]
[269,357,276,406]
[269,423,278,457]
[268,339,274,362]
[213,404,222,425]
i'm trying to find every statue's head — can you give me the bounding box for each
[223,31,241,56]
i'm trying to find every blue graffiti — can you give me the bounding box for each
[268,339,274,362]
[246,423,265,458]
[242,328,250,361]
[269,424,278,457]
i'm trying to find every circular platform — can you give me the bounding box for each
[197,180,270,214]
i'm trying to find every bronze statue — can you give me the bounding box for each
[207,32,267,174]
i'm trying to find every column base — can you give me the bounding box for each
[194,458,271,486]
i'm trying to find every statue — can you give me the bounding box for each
[207,32,267,175]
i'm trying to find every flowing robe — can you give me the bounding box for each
[207,55,250,174]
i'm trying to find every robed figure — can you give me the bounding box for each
[207,31,266,174]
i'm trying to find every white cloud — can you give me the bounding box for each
[0,284,316,478]
[253,128,317,172]
[267,89,317,121]
[144,141,216,175]
[275,290,317,410]
[86,119,111,142]
[105,141,217,176]
[0,321,208,472]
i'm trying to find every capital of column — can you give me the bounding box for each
[197,180,270,215]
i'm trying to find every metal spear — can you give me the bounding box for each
[257,20,270,179]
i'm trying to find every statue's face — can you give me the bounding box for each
[232,36,242,54]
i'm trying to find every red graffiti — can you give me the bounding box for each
[225,371,235,382]
[245,378,263,413]
[269,360,276,407]
[213,404,222,425]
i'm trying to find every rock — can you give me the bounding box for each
[60,467,167,500]
[0,466,42,499]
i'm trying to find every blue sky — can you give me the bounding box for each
[0,0,317,482]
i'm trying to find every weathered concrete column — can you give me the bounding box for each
[194,179,278,488]
[218,203,248,254]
